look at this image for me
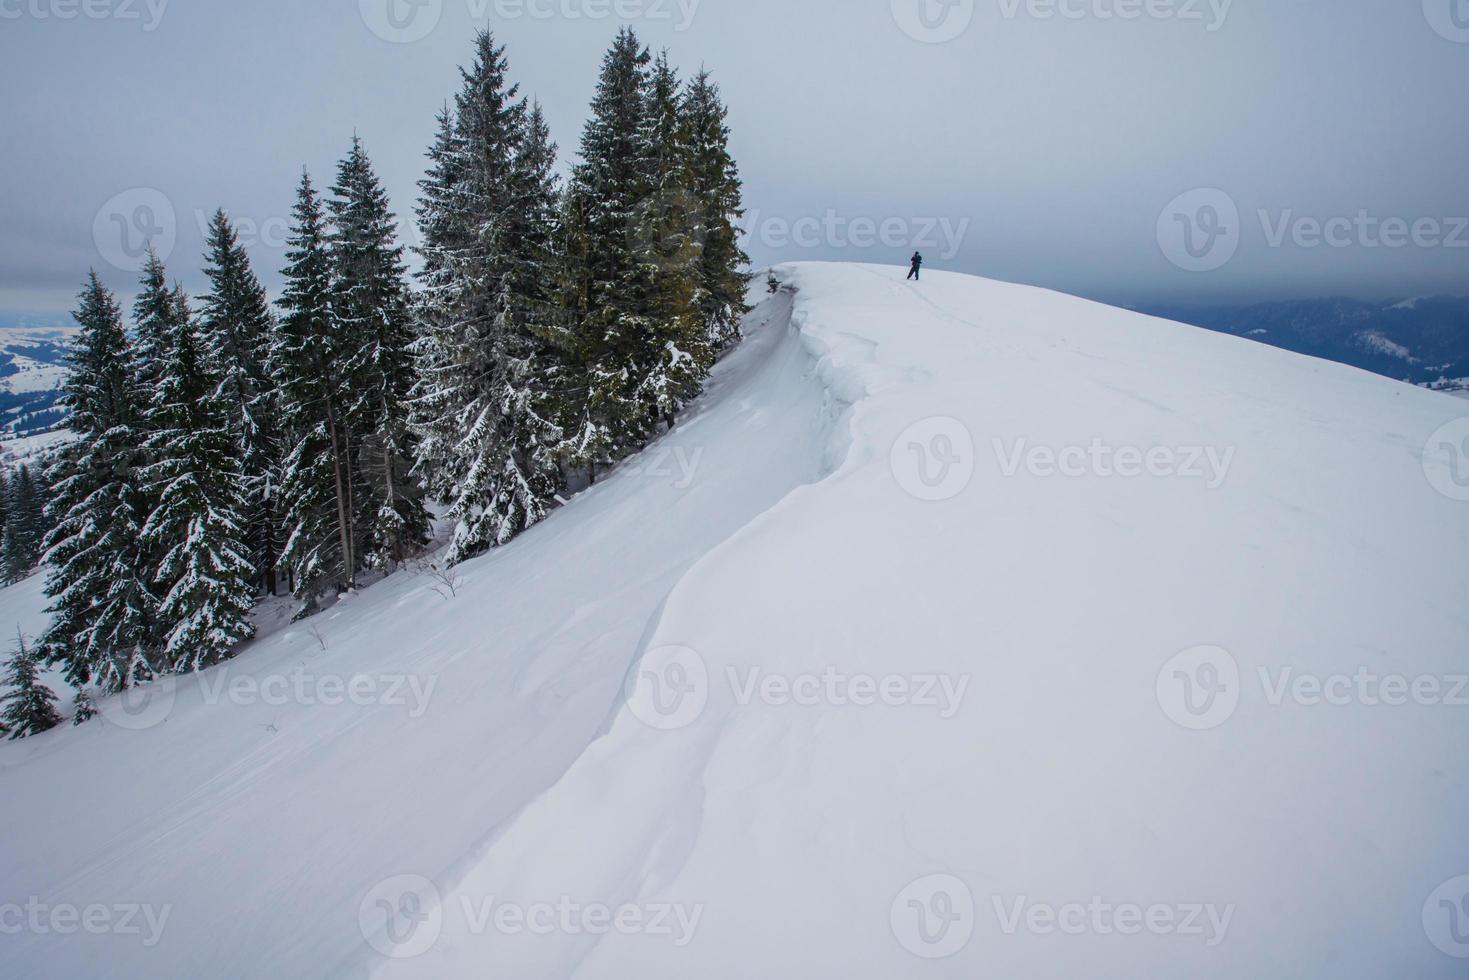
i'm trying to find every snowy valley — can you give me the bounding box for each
[2,263,1466,978]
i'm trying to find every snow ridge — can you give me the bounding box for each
[371,269,885,979]
[380,262,1469,980]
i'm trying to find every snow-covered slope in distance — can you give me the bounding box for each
[0,325,74,445]
[2,264,1467,979]
[0,327,73,396]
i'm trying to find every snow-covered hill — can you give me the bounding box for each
[0,325,72,445]
[1,264,1466,979]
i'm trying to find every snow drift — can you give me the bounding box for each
[2,263,1466,979]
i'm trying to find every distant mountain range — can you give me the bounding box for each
[1141,296,1469,395]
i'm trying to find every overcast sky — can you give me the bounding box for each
[2,0,1467,321]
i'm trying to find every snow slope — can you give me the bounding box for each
[2,264,1467,978]
[0,327,74,397]
[0,570,51,646]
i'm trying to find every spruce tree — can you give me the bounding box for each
[13,465,42,556]
[199,210,282,595]
[414,104,466,306]
[142,311,257,671]
[558,32,717,474]
[1,521,24,585]
[71,689,96,726]
[128,253,186,628]
[40,272,157,692]
[631,50,713,431]
[329,137,431,571]
[682,69,751,350]
[1,631,61,740]
[3,465,45,583]
[275,170,359,610]
[132,245,183,389]
[411,32,565,564]
[0,469,14,586]
[558,28,657,475]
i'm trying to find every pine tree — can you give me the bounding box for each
[682,69,751,350]
[414,105,466,306]
[515,101,571,400]
[631,50,713,431]
[558,32,715,475]
[132,245,184,390]
[3,465,46,583]
[199,210,282,595]
[1,630,61,739]
[329,137,431,571]
[40,272,159,692]
[15,463,55,581]
[14,465,42,555]
[411,32,565,564]
[127,253,186,628]
[1,520,24,585]
[548,187,598,465]
[142,311,257,671]
[0,468,14,586]
[558,28,657,475]
[0,469,10,545]
[275,171,360,611]
[71,689,96,726]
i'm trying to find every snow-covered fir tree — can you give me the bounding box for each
[558,28,658,476]
[127,251,190,618]
[1,631,61,740]
[40,272,158,693]
[132,245,186,390]
[3,465,49,583]
[199,210,283,595]
[141,308,257,671]
[71,689,96,726]
[28,35,751,677]
[630,50,714,431]
[329,137,431,570]
[414,104,466,303]
[557,31,716,476]
[276,170,360,610]
[411,31,565,565]
[0,523,24,586]
[681,68,751,350]
[0,470,15,587]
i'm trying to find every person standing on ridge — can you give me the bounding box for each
[907,251,923,281]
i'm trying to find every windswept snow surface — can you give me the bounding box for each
[3,263,1468,978]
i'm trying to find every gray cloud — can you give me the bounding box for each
[2,0,1467,319]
